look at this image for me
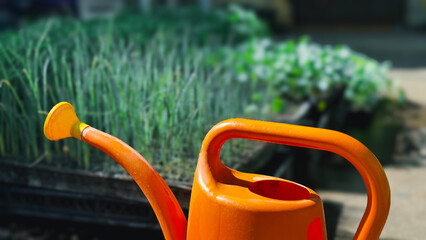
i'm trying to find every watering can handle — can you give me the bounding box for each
[202,118,390,240]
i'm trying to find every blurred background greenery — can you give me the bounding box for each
[0,2,404,181]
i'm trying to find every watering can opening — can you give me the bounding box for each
[249,179,311,201]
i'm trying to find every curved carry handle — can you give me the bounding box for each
[201,118,390,240]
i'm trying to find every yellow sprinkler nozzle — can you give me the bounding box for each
[44,102,89,141]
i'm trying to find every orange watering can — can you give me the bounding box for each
[44,102,390,240]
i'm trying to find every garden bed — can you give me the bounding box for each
[0,4,402,182]
[0,5,276,183]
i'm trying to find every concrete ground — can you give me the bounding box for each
[298,29,426,240]
[318,160,426,240]
[390,69,426,106]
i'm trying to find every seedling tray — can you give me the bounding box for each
[0,141,274,228]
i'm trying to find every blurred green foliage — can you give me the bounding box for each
[221,37,404,112]
[0,4,403,181]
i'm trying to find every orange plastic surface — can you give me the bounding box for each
[188,119,390,240]
[81,127,187,240]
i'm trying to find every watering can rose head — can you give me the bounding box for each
[44,102,89,141]
[44,102,390,240]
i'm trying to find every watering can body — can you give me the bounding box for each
[187,119,390,240]
[44,102,390,240]
[188,170,325,240]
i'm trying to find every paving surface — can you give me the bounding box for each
[318,163,426,240]
[389,69,426,106]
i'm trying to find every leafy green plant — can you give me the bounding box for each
[226,37,403,112]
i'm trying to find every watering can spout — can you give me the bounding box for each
[44,102,89,141]
[44,102,187,240]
